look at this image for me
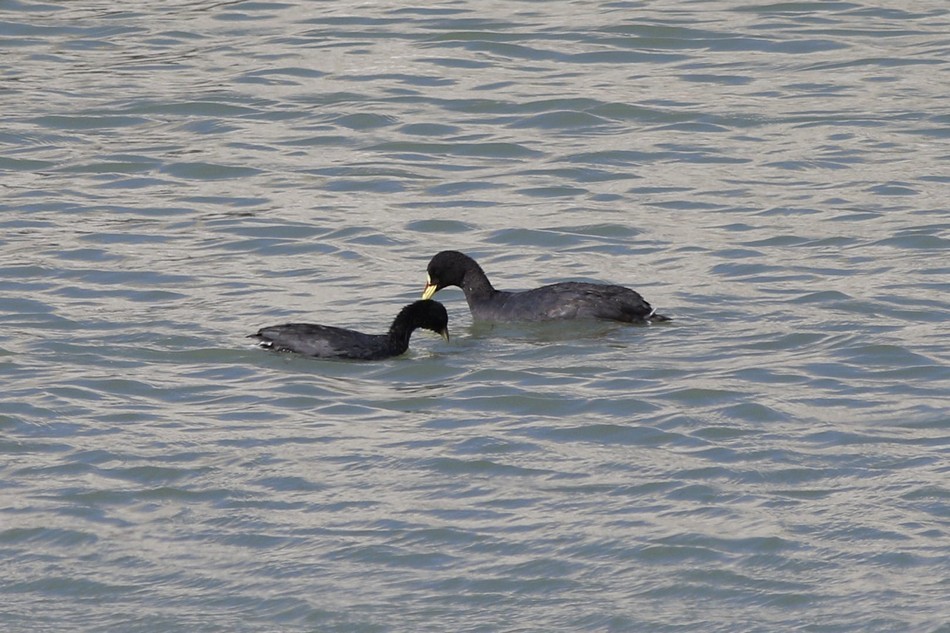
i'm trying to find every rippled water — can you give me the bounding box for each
[2,1,948,631]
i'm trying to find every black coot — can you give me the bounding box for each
[421,251,668,324]
[250,300,449,360]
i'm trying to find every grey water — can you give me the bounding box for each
[1,1,948,631]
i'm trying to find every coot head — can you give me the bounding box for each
[400,299,450,342]
[422,250,482,299]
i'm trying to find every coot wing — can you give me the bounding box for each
[251,323,386,359]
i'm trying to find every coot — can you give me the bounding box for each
[421,251,668,324]
[250,300,449,360]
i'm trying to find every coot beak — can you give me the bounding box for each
[422,274,438,300]
[438,327,449,343]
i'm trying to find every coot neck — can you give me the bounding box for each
[386,320,414,355]
[461,267,497,304]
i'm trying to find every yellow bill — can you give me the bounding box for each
[422,274,438,300]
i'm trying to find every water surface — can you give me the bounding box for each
[1,1,948,632]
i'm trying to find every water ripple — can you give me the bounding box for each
[1,1,948,632]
